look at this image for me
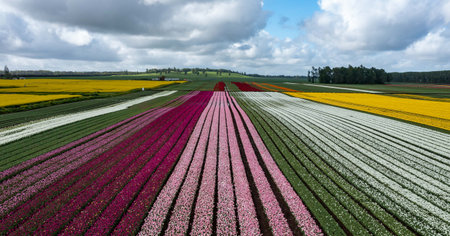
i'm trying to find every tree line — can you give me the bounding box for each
[145,67,239,76]
[390,70,450,83]
[309,65,391,84]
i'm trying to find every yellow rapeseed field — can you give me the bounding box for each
[0,94,81,107]
[286,92,450,131]
[0,79,184,93]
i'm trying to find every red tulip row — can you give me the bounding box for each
[213,82,225,91]
[0,91,213,235]
[232,81,263,91]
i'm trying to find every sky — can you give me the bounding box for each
[1,0,450,75]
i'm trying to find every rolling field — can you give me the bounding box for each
[0,80,449,235]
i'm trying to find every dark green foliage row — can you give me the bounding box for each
[0,91,186,171]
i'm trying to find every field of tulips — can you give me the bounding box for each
[213,82,226,91]
[251,82,301,92]
[232,82,263,91]
[0,91,212,235]
[1,84,449,235]
[286,92,450,130]
[234,92,450,235]
[139,92,321,235]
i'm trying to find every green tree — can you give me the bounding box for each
[4,65,11,79]
[319,66,332,83]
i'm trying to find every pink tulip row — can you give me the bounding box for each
[226,91,292,235]
[190,91,220,235]
[223,92,261,235]
[0,92,212,235]
[216,92,238,235]
[229,94,323,236]
[139,91,319,235]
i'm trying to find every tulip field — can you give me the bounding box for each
[0,80,449,235]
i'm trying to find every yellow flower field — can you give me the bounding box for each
[387,94,450,102]
[0,79,184,93]
[0,94,81,107]
[286,92,450,131]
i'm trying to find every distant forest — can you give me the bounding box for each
[390,70,450,83]
[310,65,391,84]
[310,65,450,84]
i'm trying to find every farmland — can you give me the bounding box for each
[0,79,184,114]
[286,92,450,130]
[0,79,183,93]
[0,94,81,107]
[0,79,449,235]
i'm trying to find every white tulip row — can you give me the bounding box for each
[236,92,450,235]
[0,91,176,146]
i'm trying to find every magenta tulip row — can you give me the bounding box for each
[0,108,169,206]
[0,91,213,235]
[139,91,322,235]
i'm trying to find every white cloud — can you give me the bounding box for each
[56,28,93,46]
[3,0,268,48]
[405,28,450,60]
[306,0,446,51]
[0,10,120,61]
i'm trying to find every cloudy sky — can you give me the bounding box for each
[1,0,450,75]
